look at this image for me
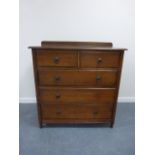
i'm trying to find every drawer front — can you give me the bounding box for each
[80,51,121,68]
[41,103,113,119]
[38,69,118,87]
[39,88,116,104]
[36,50,77,67]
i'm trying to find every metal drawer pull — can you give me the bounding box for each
[53,57,60,64]
[96,76,102,81]
[97,58,102,64]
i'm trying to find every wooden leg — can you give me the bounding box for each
[39,122,43,128]
[41,123,48,128]
[110,122,114,128]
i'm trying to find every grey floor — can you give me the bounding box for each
[19,103,135,155]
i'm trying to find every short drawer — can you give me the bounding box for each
[38,69,118,87]
[80,51,121,68]
[41,103,113,119]
[36,50,77,67]
[39,88,116,104]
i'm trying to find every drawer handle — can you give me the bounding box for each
[53,57,60,64]
[56,94,61,99]
[97,58,102,64]
[93,111,98,115]
[56,111,62,115]
[96,76,102,81]
[54,76,61,81]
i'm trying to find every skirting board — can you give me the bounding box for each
[19,97,135,104]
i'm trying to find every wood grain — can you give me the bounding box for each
[38,69,118,87]
[36,50,78,67]
[41,41,113,48]
[31,50,42,127]
[30,41,126,127]
[80,51,121,68]
[39,88,116,104]
[41,103,113,119]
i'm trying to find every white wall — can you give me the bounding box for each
[19,0,135,103]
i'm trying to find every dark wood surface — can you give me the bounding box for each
[32,50,42,127]
[110,51,124,127]
[41,41,113,48]
[36,50,78,67]
[41,103,113,120]
[29,41,127,51]
[38,69,118,87]
[80,51,121,68]
[29,46,127,51]
[39,88,116,104]
[30,41,125,127]
[42,118,112,124]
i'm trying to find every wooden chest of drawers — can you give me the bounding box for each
[29,41,126,128]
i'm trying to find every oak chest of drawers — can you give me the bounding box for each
[29,41,126,128]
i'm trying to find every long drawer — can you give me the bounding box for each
[38,69,118,87]
[39,88,116,104]
[41,103,113,120]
